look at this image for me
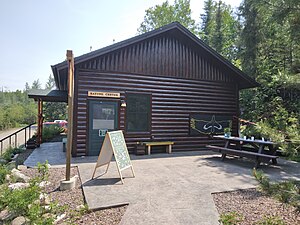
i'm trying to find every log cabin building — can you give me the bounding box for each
[31,22,258,156]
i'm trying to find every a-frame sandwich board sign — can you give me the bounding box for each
[92,130,135,184]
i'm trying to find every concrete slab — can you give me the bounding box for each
[24,143,300,225]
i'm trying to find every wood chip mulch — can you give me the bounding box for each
[212,188,300,225]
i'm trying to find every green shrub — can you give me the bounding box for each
[42,125,64,142]
[253,169,300,212]
[1,146,24,162]
[37,160,49,182]
[0,161,60,224]
[219,211,243,225]
[0,184,10,209]
[0,165,10,185]
[257,215,285,225]
[7,182,41,214]
[2,146,15,161]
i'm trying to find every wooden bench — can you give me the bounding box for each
[141,141,174,155]
[206,145,278,168]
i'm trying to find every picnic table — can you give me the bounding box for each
[206,135,279,168]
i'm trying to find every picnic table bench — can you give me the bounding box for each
[140,141,174,155]
[207,135,279,168]
[206,145,278,168]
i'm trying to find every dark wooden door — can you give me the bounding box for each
[88,100,118,156]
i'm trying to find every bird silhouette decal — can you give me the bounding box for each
[190,114,232,135]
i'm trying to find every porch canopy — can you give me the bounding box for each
[28,89,68,102]
[28,89,68,145]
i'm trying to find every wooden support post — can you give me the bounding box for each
[37,99,43,146]
[66,50,74,181]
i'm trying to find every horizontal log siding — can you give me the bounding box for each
[77,37,233,83]
[74,71,238,155]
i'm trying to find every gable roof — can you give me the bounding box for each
[52,22,259,90]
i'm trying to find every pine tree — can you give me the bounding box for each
[138,0,196,34]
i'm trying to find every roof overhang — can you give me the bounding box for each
[28,89,68,102]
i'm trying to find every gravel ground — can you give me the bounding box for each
[213,188,300,225]
[22,167,127,224]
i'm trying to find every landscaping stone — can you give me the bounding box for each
[54,213,66,224]
[39,181,51,187]
[8,182,30,190]
[11,168,30,182]
[42,213,53,220]
[17,165,27,171]
[11,216,26,225]
[0,209,15,221]
[0,158,7,165]
[5,174,12,183]
[39,193,51,206]
[12,154,19,161]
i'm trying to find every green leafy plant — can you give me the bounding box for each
[253,169,300,212]
[219,211,243,225]
[257,215,285,225]
[0,165,10,185]
[7,182,41,215]
[0,161,64,224]
[224,127,231,133]
[42,125,64,142]
[1,146,24,162]
[37,160,49,182]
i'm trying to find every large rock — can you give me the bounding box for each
[11,168,30,182]
[11,216,26,225]
[0,209,15,221]
[8,182,30,190]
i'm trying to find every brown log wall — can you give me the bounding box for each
[77,36,234,83]
[74,70,238,156]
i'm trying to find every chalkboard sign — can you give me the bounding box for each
[92,130,135,184]
[190,114,232,135]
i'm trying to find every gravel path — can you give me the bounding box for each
[22,167,127,224]
[213,188,300,225]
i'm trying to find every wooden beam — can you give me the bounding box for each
[66,50,74,181]
[37,99,43,146]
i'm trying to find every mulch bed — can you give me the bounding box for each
[212,188,300,225]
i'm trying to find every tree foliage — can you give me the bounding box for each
[200,0,240,63]
[138,0,197,34]
[0,76,67,130]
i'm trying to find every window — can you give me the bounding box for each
[126,93,151,132]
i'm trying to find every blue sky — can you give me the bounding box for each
[0,0,241,91]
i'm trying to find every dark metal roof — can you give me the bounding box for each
[28,89,68,102]
[52,22,259,90]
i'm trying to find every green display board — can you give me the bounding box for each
[92,130,135,184]
[109,131,132,171]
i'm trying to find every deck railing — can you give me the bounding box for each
[0,123,35,155]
